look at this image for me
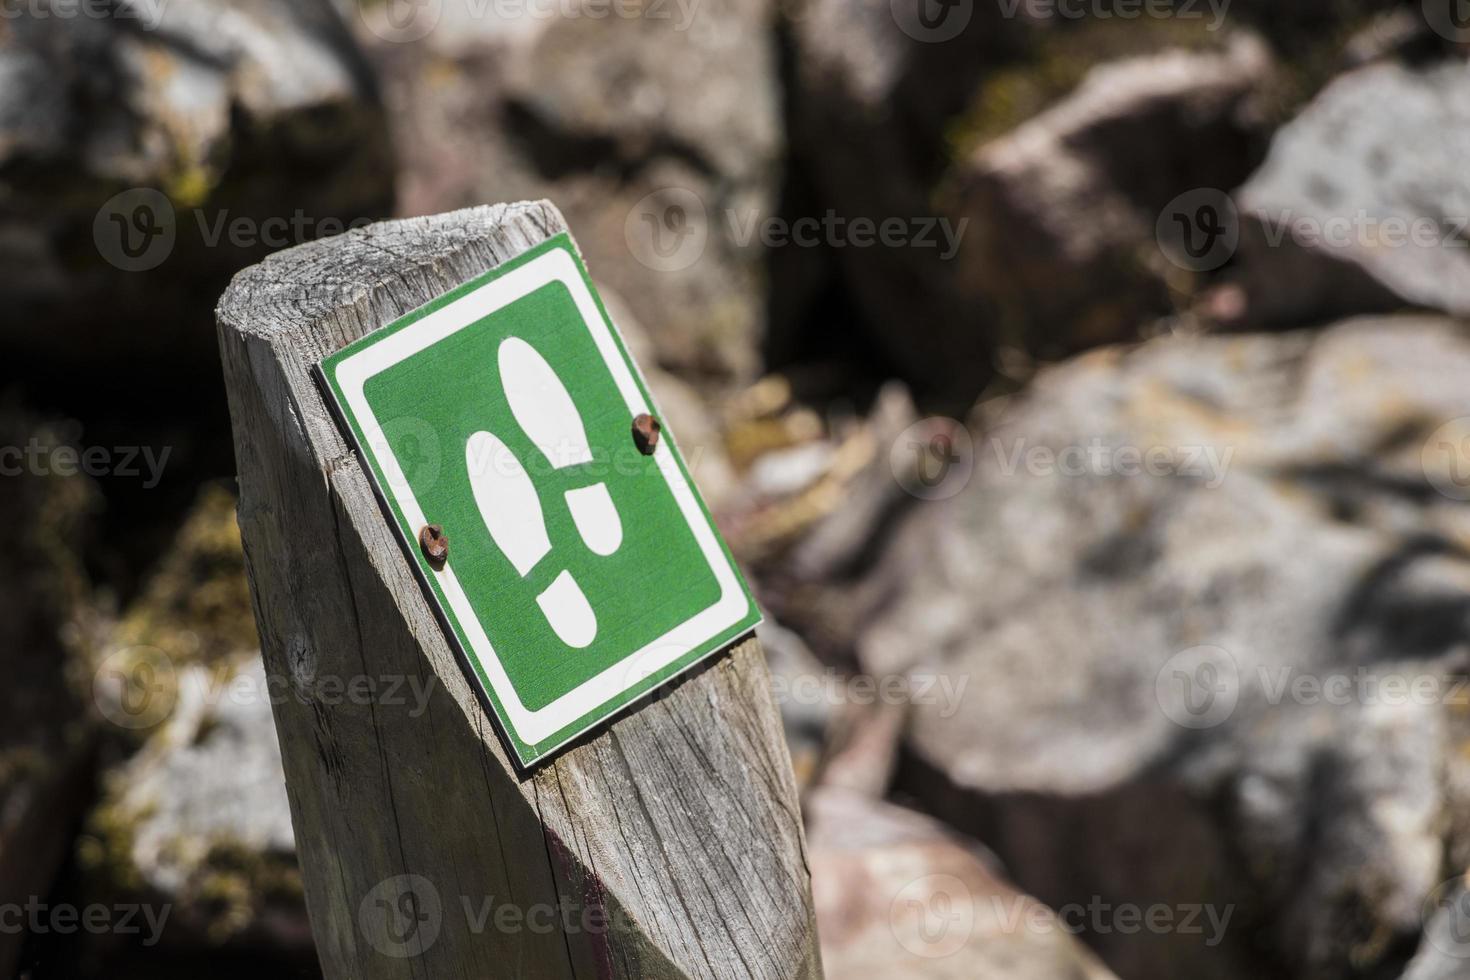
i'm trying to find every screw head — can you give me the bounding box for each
[632,414,661,455]
[419,524,448,569]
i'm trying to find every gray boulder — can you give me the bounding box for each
[808,787,1119,980]
[81,487,308,961]
[83,655,306,958]
[364,0,781,385]
[1402,877,1470,980]
[953,33,1274,359]
[0,0,393,376]
[1229,58,1470,328]
[839,315,1470,979]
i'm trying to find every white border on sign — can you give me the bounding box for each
[332,247,750,746]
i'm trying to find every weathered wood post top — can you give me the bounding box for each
[216,200,821,978]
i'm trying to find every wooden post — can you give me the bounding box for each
[216,201,821,979]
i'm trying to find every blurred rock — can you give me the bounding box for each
[0,0,393,384]
[844,314,1470,980]
[0,411,101,977]
[953,33,1274,357]
[747,442,836,501]
[1230,0,1402,43]
[807,787,1118,980]
[1402,875,1470,980]
[80,487,308,965]
[366,0,780,386]
[102,484,258,680]
[747,382,921,661]
[759,617,832,790]
[1229,58,1470,329]
[1341,8,1439,68]
[80,654,305,962]
[602,288,739,510]
[781,0,1026,406]
[811,698,905,799]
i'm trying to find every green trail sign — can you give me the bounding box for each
[319,234,760,766]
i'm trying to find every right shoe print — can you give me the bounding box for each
[465,336,624,649]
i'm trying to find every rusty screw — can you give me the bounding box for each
[419,524,449,569]
[631,413,661,455]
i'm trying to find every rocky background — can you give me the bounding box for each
[4,0,1470,977]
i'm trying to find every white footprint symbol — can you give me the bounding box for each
[465,337,624,649]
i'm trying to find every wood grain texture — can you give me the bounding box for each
[216,201,820,979]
